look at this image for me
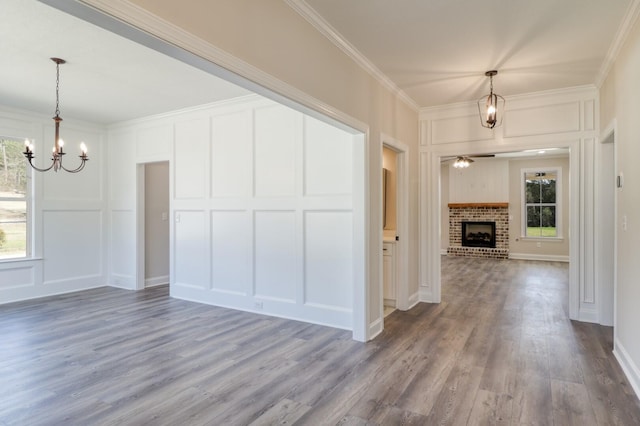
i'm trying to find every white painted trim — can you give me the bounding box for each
[595,121,617,326]
[145,275,169,287]
[135,164,145,291]
[578,305,598,323]
[368,317,384,340]
[508,253,570,262]
[596,0,640,87]
[381,134,410,313]
[284,0,419,112]
[353,132,369,342]
[614,337,640,400]
[419,286,434,303]
[440,248,448,255]
[407,291,420,310]
[423,140,582,319]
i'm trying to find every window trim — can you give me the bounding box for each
[520,167,562,239]
[0,137,32,260]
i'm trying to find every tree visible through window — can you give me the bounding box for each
[0,138,28,259]
[524,169,558,238]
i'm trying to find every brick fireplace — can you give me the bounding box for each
[448,203,509,259]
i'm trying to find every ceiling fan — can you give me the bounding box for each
[441,154,495,168]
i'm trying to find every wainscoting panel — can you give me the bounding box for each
[0,264,34,290]
[304,211,353,310]
[304,115,353,196]
[174,117,208,200]
[431,113,494,145]
[210,210,250,295]
[174,210,208,288]
[211,111,250,198]
[110,209,135,283]
[254,210,297,302]
[43,210,102,283]
[504,101,580,138]
[254,105,298,197]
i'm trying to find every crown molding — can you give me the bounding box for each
[596,0,640,88]
[285,0,420,112]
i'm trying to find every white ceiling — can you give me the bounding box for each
[303,0,634,108]
[0,0,250,124]
[1,1,633,125]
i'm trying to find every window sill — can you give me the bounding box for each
[0,257,43,265]
[518,237,564,243]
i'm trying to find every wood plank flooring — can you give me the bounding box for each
[1,256,639,425]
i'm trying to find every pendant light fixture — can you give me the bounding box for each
[23,58,89,173]
[453,156,474,169]
[477,70,505,129]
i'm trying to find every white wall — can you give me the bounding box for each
[599,9,640,398]
[0,106,106,303]
[108,96,361,331]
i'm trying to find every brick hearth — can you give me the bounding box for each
[448,203,509,259]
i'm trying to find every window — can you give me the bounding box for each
[0,138,29,259]
[523,168,560,238]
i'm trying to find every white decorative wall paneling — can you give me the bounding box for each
[109,97,364,336]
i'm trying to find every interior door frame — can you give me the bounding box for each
[596,119,617,327]
[381,134,410,312]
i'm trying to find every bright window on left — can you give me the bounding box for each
[0,138,29,259]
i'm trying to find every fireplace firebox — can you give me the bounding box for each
[462,221,496,248]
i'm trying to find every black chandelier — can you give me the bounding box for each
[477,70,505,129]
[23,58,89,173]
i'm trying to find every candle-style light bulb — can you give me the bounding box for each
[80,142,87,155]
[29,143,34,152]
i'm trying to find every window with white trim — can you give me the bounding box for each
[0,138,30,259]
[522,168,561,238]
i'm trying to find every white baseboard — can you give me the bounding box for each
[613,337,640,400]
[440,248,447,255]
[145,275,169,287]
[368,318,383,340]
[406,291,420,310]
[509,252,570,262]
[419,286,434,303]
[578,305,598,323]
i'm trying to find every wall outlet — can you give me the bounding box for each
[254,301,264,310]
[536,242,541,248]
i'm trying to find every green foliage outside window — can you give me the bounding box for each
[0,138,28,258]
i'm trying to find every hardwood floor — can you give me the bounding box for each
[1,257,639,425]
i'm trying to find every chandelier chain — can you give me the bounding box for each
[55,61,60,117]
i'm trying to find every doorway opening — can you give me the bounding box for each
[435,145,577,319]
[137,161,170,290]
[381,135,410,326]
